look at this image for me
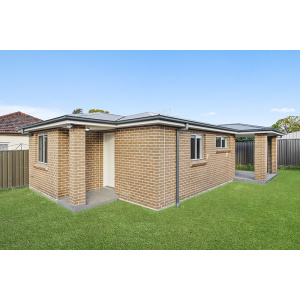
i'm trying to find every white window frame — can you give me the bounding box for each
[191,134,204,160]
[38,134,48,164]
[216,136,228,149]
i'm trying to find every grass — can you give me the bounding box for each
[1,169,300,250]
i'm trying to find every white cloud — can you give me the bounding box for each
[0,105,64,120]
[200,112,217,117]
[271,108,296,113]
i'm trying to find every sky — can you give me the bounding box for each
[0,51,299,126]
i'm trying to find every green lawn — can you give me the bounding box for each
[1,169,300,250]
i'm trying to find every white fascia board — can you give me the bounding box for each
[23,120,116,132]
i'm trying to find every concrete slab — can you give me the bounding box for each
[58,187,119,212]
[234,170,277,184]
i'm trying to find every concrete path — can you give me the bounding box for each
[58,187,119,212]
[234,170,277,184]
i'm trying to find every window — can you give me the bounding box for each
[216,136,228,148]
[0,144,8,151]
[38,134,48,163]
[191,134,204,160]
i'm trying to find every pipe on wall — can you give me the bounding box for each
[176,123,189,207]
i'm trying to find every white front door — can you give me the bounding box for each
[103,133,115,187]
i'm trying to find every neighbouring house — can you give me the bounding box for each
[0,112,42,150]
[21,112,284,212]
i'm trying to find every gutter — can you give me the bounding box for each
[176,123,189,208]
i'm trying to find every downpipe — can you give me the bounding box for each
[176,123,189,207]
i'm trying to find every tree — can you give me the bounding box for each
[72,108,83,114]
[236,137,254,142]
[271,116,300,133]
[89,109,109,114]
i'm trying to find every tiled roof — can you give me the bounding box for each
[0,111,42,134]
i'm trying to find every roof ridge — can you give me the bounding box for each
[0,111,42,121]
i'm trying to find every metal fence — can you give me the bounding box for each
[0,150,29,190]
[278,139,300,166]
[236,139,300,166]
[235,141,254,165]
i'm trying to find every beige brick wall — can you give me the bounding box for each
[157,128,235,209]
[114,126,235,210]
[29,129,69,200]
[58,130,69,198]
[114,126,162,210]
[85,131,102,191]
[29,125,236,210]
[271,136,278,174]
[69,126,86,205]
[254,133,268,181]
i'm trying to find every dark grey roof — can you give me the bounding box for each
[119,112,159,121]
[220,123,280,132]
[66,112,124,121]
[21,112,284,135]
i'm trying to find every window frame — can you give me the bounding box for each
[191,134,204,161]
[216,136,228,149]
[38,134,48,164]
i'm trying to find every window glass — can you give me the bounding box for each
[191,135,196,159]
[38,135,43,162]
[197,137,201,159]
[191,134,203,160]
[222,138,226,148]
[38,135,48,163]
[216,136,228,148]
[44,135,48,163]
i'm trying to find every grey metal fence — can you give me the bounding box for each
[235,141,254,165]
[0,150,29,190]
[236,139,300,166]
[278,139,300,166]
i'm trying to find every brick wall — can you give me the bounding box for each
[29,125,236,210]
[254,133,268,181]
[115,125,236,210]
[271,136,278,174]
[267,137,272,173]
[58,130,69,197]
[86,131,101,191]
[157,128,235,209]
[114,126,162,210]
[69,126,86,205]
[29,129,69,200]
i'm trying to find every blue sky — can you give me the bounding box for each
[0,51,299,126]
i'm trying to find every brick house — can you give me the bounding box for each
[21,112,283,212]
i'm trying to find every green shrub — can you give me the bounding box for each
[236,164,255,171]
[278,165,300,170]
